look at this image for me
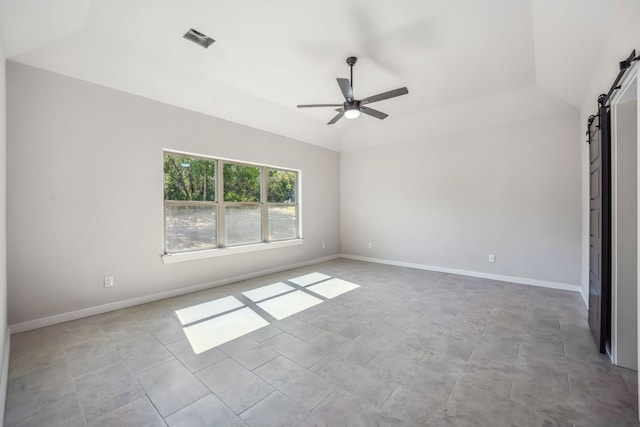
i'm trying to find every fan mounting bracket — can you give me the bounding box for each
[346,56,358,67]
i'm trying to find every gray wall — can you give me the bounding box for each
[6,62,340,325]
[340,112,582,285]
[615,94,637,370]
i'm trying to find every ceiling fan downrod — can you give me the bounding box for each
[347,56,357,90]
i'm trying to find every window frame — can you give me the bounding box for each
[264,168,299,242]
[162,150,302,262]
[220,160,263,247]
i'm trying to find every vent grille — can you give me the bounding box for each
[183,28,215,48]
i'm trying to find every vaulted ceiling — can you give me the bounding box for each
[0,0,634,151]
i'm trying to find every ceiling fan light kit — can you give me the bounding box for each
[297,57,409,125]
[344,103,361,119]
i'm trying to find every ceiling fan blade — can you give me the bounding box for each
[327,110,345,125]
[360,87,409,105]
[337,78,354,102]
[360,106,388,120]
[297,104,343,108]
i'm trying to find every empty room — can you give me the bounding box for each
[1,0,640,426]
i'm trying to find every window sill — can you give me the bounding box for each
[161,239,304,264]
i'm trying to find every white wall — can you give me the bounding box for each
[579,0,640,301]
[6,62,340,325]
[341,111,582,286]
[614,93,637,369]
[0,37,8,426]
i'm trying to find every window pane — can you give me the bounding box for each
[225,205,261,245]
[268,206,297,241]
[223,163,260,202]
[165,203,217,252]
[267,169,296,203]
[164,154,215,201]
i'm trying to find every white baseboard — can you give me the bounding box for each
[339,253,582,293]
[0,328,9,427]
[9,254,340,334]
[580,288,588,308]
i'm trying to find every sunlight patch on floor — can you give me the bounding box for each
[179,272,360,354]
[257,290,323,320]
[288,272,331,287]
[306,278,360,299]
[183,307,269,354]
[242,282,295,302]
[175,295,244,325]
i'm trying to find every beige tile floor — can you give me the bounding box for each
[4,259,639,426]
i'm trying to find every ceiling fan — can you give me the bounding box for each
[297,56,409,125]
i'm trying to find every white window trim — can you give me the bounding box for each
[161,238,304,264]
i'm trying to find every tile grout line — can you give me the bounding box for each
[252,353,338,415]
[236,389,279,419]
[307,387,338,413]
[114,334,167,423]
[155,341,215,420]
[74,324,141,423]
[444,380,458,405]
[379,384,399,409]
[194,359,248,418]
[507,376,514,401]
[101,314,194,422]
[60,331,89,427]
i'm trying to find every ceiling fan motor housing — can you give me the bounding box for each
[345,100,360,111]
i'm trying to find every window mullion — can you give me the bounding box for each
[163,201,168,254]
[217,160,225,247]
[295,171,301,239]
[261,167,268,242]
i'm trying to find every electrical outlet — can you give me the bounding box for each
[368,242,373,249]
[322,242,326,249]
[104,276,114,288]
[488,254,496,263]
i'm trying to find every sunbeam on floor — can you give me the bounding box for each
[178,272,360,354]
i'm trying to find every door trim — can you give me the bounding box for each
[609,61,639,365]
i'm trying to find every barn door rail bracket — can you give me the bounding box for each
[619,51,640,71]
[587,49,638,143]
[600,50,637,107]
[586,115,597,142]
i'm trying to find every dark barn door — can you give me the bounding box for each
[588,105,612,354]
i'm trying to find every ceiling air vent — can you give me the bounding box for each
[183,28,215,48]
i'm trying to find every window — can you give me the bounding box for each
[267,169,297,241]
[163,154,217,254]
[224,163,261,246]
[164,151,299,254]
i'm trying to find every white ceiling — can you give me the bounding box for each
[0,0,632,151]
